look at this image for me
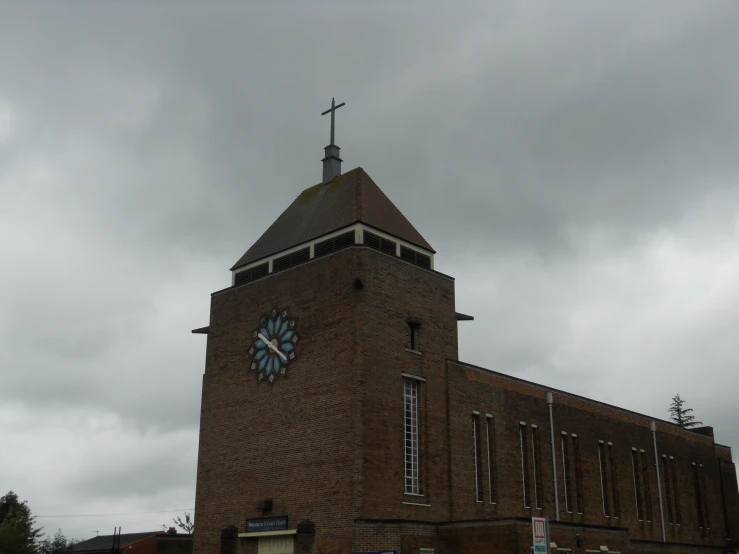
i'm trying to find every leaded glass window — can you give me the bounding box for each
[404,379,419,494]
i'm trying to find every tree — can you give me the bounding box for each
[0,491,43,554]
[173,512,194,534]
[668,394,703,428]
[38,529,75,554]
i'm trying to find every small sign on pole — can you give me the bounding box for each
[532,516,550,554]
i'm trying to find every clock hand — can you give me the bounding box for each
[257,333,277,353]
[258,333,288,361]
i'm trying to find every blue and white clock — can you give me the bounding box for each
[248,307,300,383]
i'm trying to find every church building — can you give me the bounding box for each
[192,101,739,554]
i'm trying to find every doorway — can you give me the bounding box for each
[257,536,295,554]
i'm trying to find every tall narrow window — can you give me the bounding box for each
[693,462,705,528]
[670,457,681,525]
[486,415,496,504]
[641,450,653,522]
[662,455,673,524]
[408,322,420,351]
[609,443,620,519]
[532,426,543,509]
[632,449,644,521]
[598,441,610,517]
[472,413,482,502]
[562,433,572,513]
[519,423,530,508]
[403,379,419,495]
[573,435,584,513]
[700,464,711,529]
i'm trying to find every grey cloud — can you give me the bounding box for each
[1,0,738,541]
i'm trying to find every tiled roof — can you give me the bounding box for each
[73,531,160,552]
[231,167,434,270]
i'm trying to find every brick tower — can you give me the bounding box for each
[192,146,459,553]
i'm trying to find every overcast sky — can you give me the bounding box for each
[2,1,738,542]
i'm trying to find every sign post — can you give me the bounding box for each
[532,516,550,554]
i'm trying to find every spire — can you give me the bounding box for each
[321,98,345,184]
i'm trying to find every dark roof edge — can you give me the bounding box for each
[360,222,436,255]
[192,326,210,334]
[455,312,474,321]
[230,223,359,271]
[715,442,732,450]
[214,245,454,298]
[448,359,716,440]
[73,532,161,552]
[231,220,436,271]
[127,534,163,548]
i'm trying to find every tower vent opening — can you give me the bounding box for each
[364,231,396,255]
[273,247,310,273]
[400,246,431,269]
[234,262,269,286]
[314,230,356,258]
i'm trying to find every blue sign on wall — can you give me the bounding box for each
[245,517,288,533]
[355,551,397,554]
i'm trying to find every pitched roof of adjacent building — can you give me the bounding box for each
[231,167,434,270]
[73,531,160,552]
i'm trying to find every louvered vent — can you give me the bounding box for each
[252,262,270,279]
[364,231,380,249]
[415,253,431,269]
[400,246,431,269]
[234,262,269,286]
[380,239,396,255]
[364,231,396,255]
[272,247,310,273]
[314,239,333,258]
[334,230,355,249]
[314,230,356,258]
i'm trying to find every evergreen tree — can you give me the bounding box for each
[668,394,703,428]
[0,491,43,554]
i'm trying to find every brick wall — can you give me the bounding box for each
[444,361,737,550]
[438,519,633,554]
[193,243,738,554]
[355,248,458,523]
[353,521,436,553]
[194,248,366,554]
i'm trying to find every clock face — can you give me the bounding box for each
[248,307,300,383]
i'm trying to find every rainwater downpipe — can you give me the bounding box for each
[547,392,560,521]
[651,421,667,542]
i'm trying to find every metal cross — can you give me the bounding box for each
[321,97,345,146]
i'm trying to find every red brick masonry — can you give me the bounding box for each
[193,247,739,554]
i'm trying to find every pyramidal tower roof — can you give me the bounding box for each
[231,167,434,270]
